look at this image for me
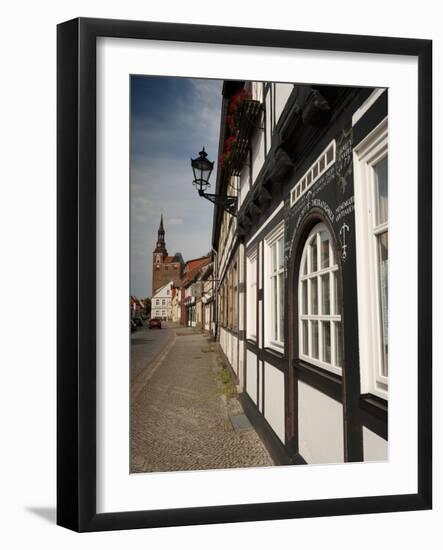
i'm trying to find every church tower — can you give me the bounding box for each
[151,215,184,296]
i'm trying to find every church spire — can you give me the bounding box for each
[159,213,164,235]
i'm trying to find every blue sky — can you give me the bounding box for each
[130,76,222,297]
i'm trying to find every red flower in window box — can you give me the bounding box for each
[227,88,252,133]
[219,135,237,170]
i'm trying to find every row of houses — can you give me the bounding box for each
[210,81,388,466]
[130,295,149,325]
[151,243,215,332]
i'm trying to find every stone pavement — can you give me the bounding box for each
[130,327,273,473]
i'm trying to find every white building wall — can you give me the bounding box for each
[258,360,263,412]
[231,334,238,376]
[238,169,249,209]
[263,362,285,443]
[152,280,174,320]
[363,427,388,462]
[265,87,272,155]
[251,126,265,182]
[246,350,258,404]
[298,381,344,464]
[220,327,226,353]
[226,331,231,363]
[238,340,245,390]
[275,83,294,123]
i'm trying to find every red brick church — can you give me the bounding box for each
[152,215,184,294]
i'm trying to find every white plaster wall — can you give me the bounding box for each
[238,339,245,390]
[298,381,344,464]
[231,333,238,375]
[275,83,294,123]
[224,330,229,360]
[265,88,272,155]
[258,360,263,412]
[264,362,285,443]
[238,169,249,208]
[363,426,388,462]
[220,327,226,355]
[251,126,265,183]
[246,350,258,404]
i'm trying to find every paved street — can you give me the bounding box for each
[131,323,174,379]
[130,325,273,473]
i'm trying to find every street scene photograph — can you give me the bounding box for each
[130,75,388,474]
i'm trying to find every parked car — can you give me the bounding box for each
[149,318,162,329]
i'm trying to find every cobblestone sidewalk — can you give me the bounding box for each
[130,329,273,473]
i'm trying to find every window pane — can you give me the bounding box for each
[273,275,278,340]
[310,237,318,272]
[321,274,330,314]
[311,321,319,359]
[330,241,336,266]
[378,231,388,377]
[278,271,284,341]
[278,237,284,269]
[322,321,331,363]
[374,156,388,225]
[319,156,325,171]
[326,146,334,164]
[310,277,318,314]
[302,320,309,355]
[302,254,307,275]
[271,242,277,273]
[320,231,329,268]
[335,322,342,367]
[301,280,308,314]
[333,271,342,315]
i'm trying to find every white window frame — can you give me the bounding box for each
[246,247,258,341]
[264,222,285,351]
[298,223,342,376]
[353,117,388,399]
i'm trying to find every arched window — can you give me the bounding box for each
[298,223,342,375]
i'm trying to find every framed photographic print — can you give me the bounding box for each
[57,17,432,532]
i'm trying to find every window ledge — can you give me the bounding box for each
[359,393,388,423]
[295,359,342,402]
[264,346,284,359]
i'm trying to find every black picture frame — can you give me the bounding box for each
[57,17,432,532]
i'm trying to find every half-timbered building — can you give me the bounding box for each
[212,81,388,464]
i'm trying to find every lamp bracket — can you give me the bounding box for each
[198,190,238,217]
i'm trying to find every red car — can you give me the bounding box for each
[149,318,162,329]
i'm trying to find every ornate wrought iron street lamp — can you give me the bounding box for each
[191,147,213,193]
[190,147,237,217]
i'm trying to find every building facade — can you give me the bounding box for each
[212,81,388,465]
[181,255,212,328]
[170,286,181,323]
[151,280,174,321]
